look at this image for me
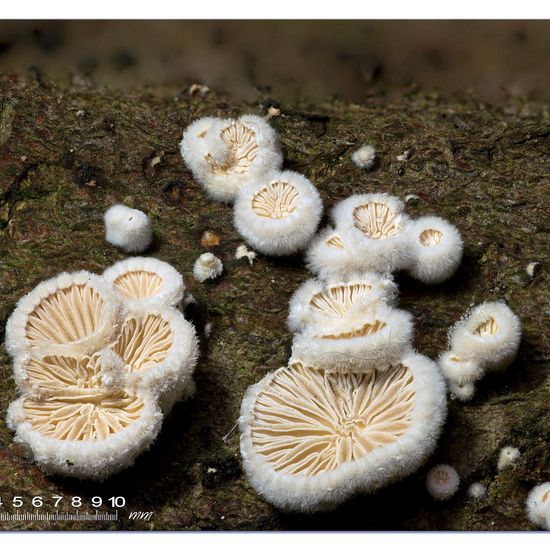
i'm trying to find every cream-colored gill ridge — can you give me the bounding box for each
[22,353,144,441]
[113,270,163,300]
[250,363,415,477]
[205,120,259,175]
[309,283,374,320]
[326,234,344,249]
[419,229,443,246]
[25,284,106,347]
[321,319,387,340]
[353,202,402,239]
[252,181,299,219]
[113,314,173,371]
[475,317,499,336]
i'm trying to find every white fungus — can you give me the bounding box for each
[426,464,460,500]
[351,144,376,170]
[525,261,539,278]
[103,256,185,309]
[180,114,283,203]
[5,263,199,480]
[235,244,257,266]
[331,193,412,273]
[104,204,153,253]
[239,351,447,512]
[193,253,223,282]
[497,446,520,471]
[396,150,410,162]
[438,302,521,400]
[406,215,463,284]
[233,170,323,256]
[468,482,487,499]
[526,483,550,530]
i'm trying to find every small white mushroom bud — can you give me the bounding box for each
[235,244,256,266]
[426,464,460,500]
[193,253,223,282]
[351,144,376,170]
[407,215,463,284]
[468,482,487,499]
[526,483,550,530]
[497,446,520,471]
[104,204,153,253]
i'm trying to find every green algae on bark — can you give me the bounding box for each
[0,75,548,531]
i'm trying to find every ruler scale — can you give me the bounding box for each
[0,510,119,522]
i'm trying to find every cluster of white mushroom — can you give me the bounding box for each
[180,114,323,256]
[307,192,463,284]
[239,271,447,513]
[5,257,198,480]
[438,302,522,401]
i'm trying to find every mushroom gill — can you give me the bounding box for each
[250,362,415,477]
[252,181,299,219]
[353,201,402,239]
[113,270,164,301]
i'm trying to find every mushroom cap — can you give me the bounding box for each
[290,303,414,373]
[239,350,446,512]
[103,256,185,309]
[287,275,397,334]
[426,464,460,500]
[438,351,483,386]
[330,193,412,273]
[104,204,153,253]
[450,302,522,371]
[526,483,550,530]
[406,215,463,284]
[233,170,323,256]
[180,114,283,203]
[5,271,123,359]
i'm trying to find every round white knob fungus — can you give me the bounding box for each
[193,252,223,283]
[406,215,463,284]
[497,446,520,471]
[233,170,323,256]
[426,464,460,500]
[467,482,487,499]
[104,204,153,253]
[351,144,376,170]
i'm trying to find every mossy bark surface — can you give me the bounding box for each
[0,75,548,531]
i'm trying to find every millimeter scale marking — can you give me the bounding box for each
[0,510,119,522]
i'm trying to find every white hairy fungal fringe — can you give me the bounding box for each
[525,261,539,278]
[193,253,223,282]
[286,274,397,335]
[396,150,410,162]
[180,114,283,203]
[406,215,463,284]
[103,256,185,309]
[450,302,522,371]
[331,193,413,273]
[351,144,376,170]
[497,446,520,471]
[5,262,199,480]
[104,204,153,253]
[5,271,122,359]
[426,464,460,500]
[438,302,521,401]
[233,170,323,256]
[239,351,447,512]
[526,483,550,530]
[235,244,257,266]
[468,482,487,499]
[305,226,373,281]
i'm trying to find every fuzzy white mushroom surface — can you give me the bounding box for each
[450,302,522,371]
[103,256,185,309]
[406,215,463,284]
[239,351,447,512]
[497,446,520,471]
[351,144,376,169]
[5,263,199,480]
[426,464,460,500]
[180,114,283,203]
[526,483,550,530]
[467,482,487,499]
[233,170,323,256]
[193,253,223,282]
[104,204,153,253]
[331,193,412,273]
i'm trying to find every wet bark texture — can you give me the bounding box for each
[0,75,548,531]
